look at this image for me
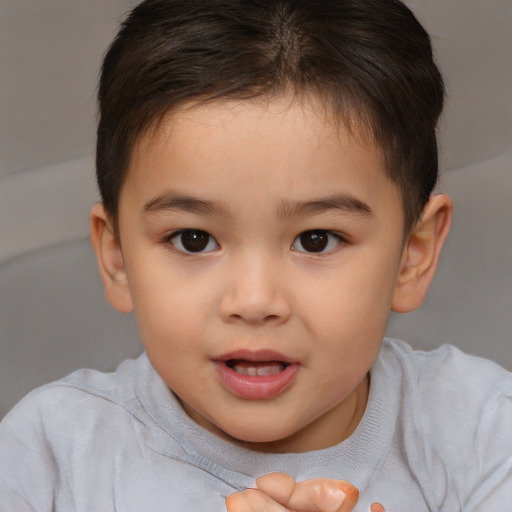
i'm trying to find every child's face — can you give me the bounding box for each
[115,97,407,452]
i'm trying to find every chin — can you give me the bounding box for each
[218,420,304,452]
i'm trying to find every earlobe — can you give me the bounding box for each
[90,203,134,313]
[392,194,453,313]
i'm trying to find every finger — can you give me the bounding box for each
[226,488,289,512]
[287,478,359,512]
[370,503,386,512]
[255,473,296,505]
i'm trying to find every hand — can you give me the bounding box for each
[226,472,385,512]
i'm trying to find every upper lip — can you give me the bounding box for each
[214,349,297,364]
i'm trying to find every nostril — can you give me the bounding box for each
[228,312,281,325]
[219,288,291,325]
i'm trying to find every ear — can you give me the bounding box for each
[392,194,453,313]
[89,203,134,313]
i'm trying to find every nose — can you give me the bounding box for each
[218,252,291,326]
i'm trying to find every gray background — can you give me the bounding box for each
[1,0,511,419]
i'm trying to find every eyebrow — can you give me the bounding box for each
[277,194,373,219]
[142,192,231,217]
[142,192,372,219]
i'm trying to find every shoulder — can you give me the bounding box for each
[381,338,511,399]
[382,338,512,434]
[0,356,142,508]
[0,356,142,447]
[380,339,512,508]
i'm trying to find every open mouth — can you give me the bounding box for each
[226,360,289,377]
[214,353,299,399]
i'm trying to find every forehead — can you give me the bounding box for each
[133,96,379,172]
[122,95,401,223]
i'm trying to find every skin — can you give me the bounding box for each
[91,95,452,511]
[226,473,386,512]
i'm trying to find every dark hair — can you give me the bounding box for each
[97,0,444,232]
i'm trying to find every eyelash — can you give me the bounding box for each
[165,229,220,254]
[291,230,347,255]
[163,229,348,255]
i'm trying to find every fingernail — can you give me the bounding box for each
[324,488,346,512]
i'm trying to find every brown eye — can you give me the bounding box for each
[170,230,219,253]
[292,230,343,253]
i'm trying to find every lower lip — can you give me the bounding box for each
[214,362,300,400]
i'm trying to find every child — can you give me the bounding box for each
[1,0,511,510]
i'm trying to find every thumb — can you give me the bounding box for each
[255,473,297,504]
[256,473,359,512]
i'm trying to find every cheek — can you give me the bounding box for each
[301,263,396,332]
[124,258,217,346]
[297,254,399,376]
[127,249,217,307]
[130,278,214,389]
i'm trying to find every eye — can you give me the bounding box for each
[169,230,219,253]
[291,230,344,254]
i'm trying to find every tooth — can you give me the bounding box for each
[233,364,257,376]
[230,361,286,376]
[256,365,282,376]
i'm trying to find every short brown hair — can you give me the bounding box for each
[96,0,444,232]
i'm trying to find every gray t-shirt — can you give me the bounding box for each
[1,338,511,511]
